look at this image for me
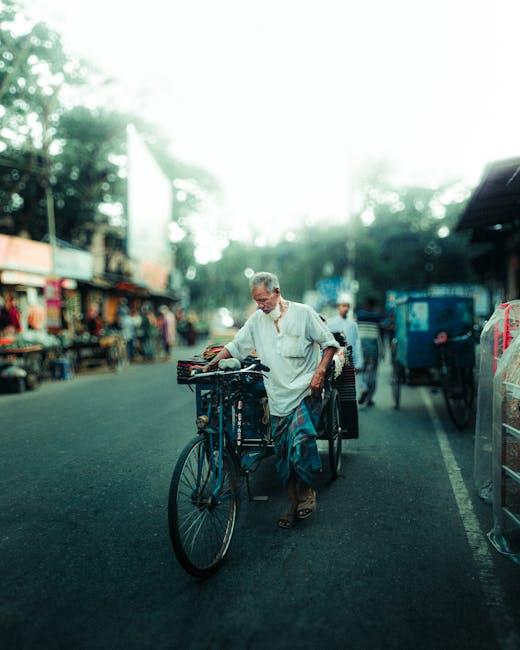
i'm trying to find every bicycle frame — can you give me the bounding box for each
[434,330,473,373]
[188,356,337,501]
[190,367,271,499]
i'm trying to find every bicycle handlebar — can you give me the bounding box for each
[190,360,270,380]
[433,330,473,346]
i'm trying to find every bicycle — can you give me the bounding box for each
[390,295,475,430]
[433,330,475,430]
[168,357,342,577]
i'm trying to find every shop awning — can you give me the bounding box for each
[0,270,47,287]
[456,157,520,232]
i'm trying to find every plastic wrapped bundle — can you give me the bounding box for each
[474,301,520,502]
[489,332,520,563]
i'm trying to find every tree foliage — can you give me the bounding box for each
[0,0,219,250]
[182,173,474,312]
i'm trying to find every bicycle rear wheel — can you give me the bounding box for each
[168,436,239,577]
[442,366,474,430]
[327,388,342,479]
[391,360,401,410]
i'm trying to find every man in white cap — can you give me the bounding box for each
[327,293,363,372]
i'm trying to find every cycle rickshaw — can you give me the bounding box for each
[390,294,476,429]
[169,346,352,578]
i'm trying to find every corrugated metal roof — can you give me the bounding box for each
[456,157,520,231]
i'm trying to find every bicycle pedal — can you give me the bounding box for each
[251,496,269,502]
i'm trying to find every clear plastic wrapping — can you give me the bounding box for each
[474,301,520,502]
[489,331,520,563]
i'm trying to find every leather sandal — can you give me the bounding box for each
[278,508,297,529]
[297,489,317,519]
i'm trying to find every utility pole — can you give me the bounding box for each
[41,90,60,274]
[40,89,62,334]
[344,168,358,310]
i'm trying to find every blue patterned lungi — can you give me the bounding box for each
[270,396,323,488]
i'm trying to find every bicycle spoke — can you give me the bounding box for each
[189,509,210,557]
[177,488,196,500]
[212,505,229,537]
[184,456,200,486]
[184,510,206,541]
[179,508,205,536]
[180,471,196,493]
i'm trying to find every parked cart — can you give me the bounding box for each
[0,342,44,393]
[66,333,127,373]
[391,295,476,429]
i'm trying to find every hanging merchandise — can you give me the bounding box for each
[488,330,520,564]
[45,279,62,331]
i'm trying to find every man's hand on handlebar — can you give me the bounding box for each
[197,347,233,373]
[189,364,207,375]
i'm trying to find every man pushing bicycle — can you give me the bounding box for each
[202,271,339,528]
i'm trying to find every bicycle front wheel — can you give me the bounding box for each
[442,366,474,430]
[168,436,239,578]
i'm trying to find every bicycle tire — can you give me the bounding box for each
[391,361,401,410]
[168,435,239,578]
[327,388,342,479]
[442,366,474,430]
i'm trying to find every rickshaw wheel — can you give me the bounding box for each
[327,388,342,479]
[442,367,474,430]
[391,360,401,410]
[168,436,239,578]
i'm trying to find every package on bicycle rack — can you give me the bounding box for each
[176,358,207,384]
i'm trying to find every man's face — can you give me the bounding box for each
[252,284,280,314]
[338,303,350,318]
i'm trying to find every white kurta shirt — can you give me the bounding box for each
[225,302,339,417]
[327,314,364,370]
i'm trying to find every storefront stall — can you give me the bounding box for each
[0,235,52,330]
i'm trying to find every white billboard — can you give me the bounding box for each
[126,125,172,290]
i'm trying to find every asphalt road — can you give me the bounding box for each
[1,345,519,650]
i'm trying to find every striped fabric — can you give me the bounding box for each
[357,321,381,340]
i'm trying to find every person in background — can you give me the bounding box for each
[116,298,129,322]
[140,303,157,361]
[0,293,22,334]
[356,297,385,407]
[381,310,395,352]
[201,271,339,529]
[185,311,198,346]
[85,304,103,337]
[27,302,45,331]
[158,305,177,360]
[118,304,136,362]
[327,293,364,372]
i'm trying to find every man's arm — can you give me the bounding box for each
[201,316,255,372]
[310,345,336,398]
[305,307,340,398]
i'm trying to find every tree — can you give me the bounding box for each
[0,0,219,266]
[182,174,475,313]
[349,163,475,304]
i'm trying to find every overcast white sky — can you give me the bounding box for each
[25,0,520,241]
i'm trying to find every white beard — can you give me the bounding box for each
[267,303,282,321]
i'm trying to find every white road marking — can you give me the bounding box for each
[420,388,519,650]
